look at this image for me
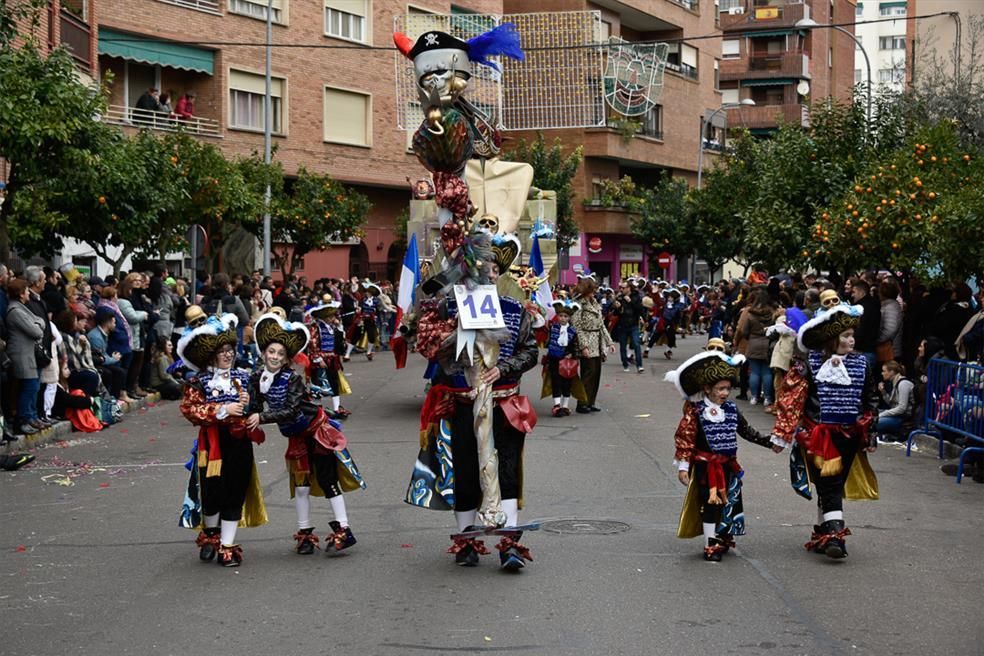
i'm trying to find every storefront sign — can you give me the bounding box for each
[588,236,603,253]
[620,244,643,262]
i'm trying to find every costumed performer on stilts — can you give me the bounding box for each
[769,290,879,560]
[667,337,781,561]
[178,311,267,568]
[246,313,366,556]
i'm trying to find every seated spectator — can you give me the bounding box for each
[148,335,182,400]
[174,91,196,120]
[55,310,102,398]
[876,361,916,442]
[87,307,131,403]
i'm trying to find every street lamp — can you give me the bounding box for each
[696,99,755,190]
[796,17,871,131]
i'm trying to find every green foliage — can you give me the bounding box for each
[630,177,695,258]
[503,133,583,248]
[0,39,108,262]
[592,175,642,210]
[270,167,371,277]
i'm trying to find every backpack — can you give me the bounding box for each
[96,393,124,425]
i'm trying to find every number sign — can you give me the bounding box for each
[453,285,505,329]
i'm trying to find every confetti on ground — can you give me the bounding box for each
[401,543,413,548]
[15,545,26,552]
[98,483,110,488]
[119,429,129,434]
[634,414,651,418]
[41,474,74,486]
[484,636,492,642]
[160,421,168,427]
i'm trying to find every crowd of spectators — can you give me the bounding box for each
[0,263,398,442]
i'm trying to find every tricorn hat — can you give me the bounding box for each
[797,304,864,352]
[177,313,239,372]
[552,299,581,316]
[254,313,310,359]
[664,351,746,399]
[306,297,341,319]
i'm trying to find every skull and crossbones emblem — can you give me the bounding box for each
[424,33,440,46]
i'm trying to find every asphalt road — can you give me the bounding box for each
[2,336,982,656]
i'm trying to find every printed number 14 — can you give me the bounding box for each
[463,293,498,320]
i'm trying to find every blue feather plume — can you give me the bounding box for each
[467,23,525,72]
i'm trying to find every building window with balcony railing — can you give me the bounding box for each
[879,35,905,51]
[879,4,906,17]
[156,0,221,13]
[719,0,742,11]
[666,43,699,81]
[229,69,285,133]
[325,0,367,43]
[229,0,285,24]
[641,105,663,139]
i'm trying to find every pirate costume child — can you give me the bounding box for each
[247,314,366,555]
[305,297,352,419]
[178,313,267,568]
[542,299,581,417]
[350,282,382,361]
[770,292,879,559]
[666,341,776,562]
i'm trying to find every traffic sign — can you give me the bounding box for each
[657,251,672,268]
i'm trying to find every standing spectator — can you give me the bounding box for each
[927,283,975,361]
[171,279,190,350]
[157,92,173,120]
[742,288,777,409]
[150,275,175,354]
[955,289,984,362]
[135,86,161,113]
[877,278,903,363]
[850,277,882,369]
[87,307,130,402]
[25,266,58,424]
[69,281,96,331]
[42,266,66,316]
[571,275,615,413]
[118,274,150,398]
[174,91,196,120]
[6,278,46,434]
[612,280,645,373]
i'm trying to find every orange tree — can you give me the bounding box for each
[811,120,984,283]
[269,167,371,279]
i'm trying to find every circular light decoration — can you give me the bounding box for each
[603,38,669,117]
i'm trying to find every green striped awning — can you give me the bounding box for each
[746,30,800,38]
[98,28,214,75]
[879,1,906,7]
[741,78,796,87]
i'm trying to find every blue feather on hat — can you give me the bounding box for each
[467,23,525,71]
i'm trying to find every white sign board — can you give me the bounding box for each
[454,285,505,329]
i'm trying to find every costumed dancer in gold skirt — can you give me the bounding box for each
[178,311,267,567]
[666,338,780,561]
[769,290,880,559]
[246,313,366,555]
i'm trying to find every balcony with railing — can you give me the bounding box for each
[103,105,222,138]
[721,1,810,32]
[729,102,810,129]
[59,8,92,70]
[721,51,810,81]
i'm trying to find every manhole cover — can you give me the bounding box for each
[540,519,631,535]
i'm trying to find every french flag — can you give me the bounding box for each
[530,234,555,320]
[391,233,420,368]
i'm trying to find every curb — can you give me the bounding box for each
[907,432,964,460]
[2,392,163,453]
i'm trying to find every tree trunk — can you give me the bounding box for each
[0,165,18,266]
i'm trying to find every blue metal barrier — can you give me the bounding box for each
[906,358,984,483]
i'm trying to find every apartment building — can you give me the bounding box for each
[906,1,984,87]
[854,0,907,94]
[502,0,722,285]
[84,0,503,280]
[718,0,856,133]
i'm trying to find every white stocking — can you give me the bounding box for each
[332,396,341,412]
[454,510,477,532]
[501,499,519,528]
[294,486,312,530]
[43,384,57,417]
[702,522,717,547]
[220,519,238,547]
[822,510,843,523]
[204,513,220,529]
[329,495,348,528]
